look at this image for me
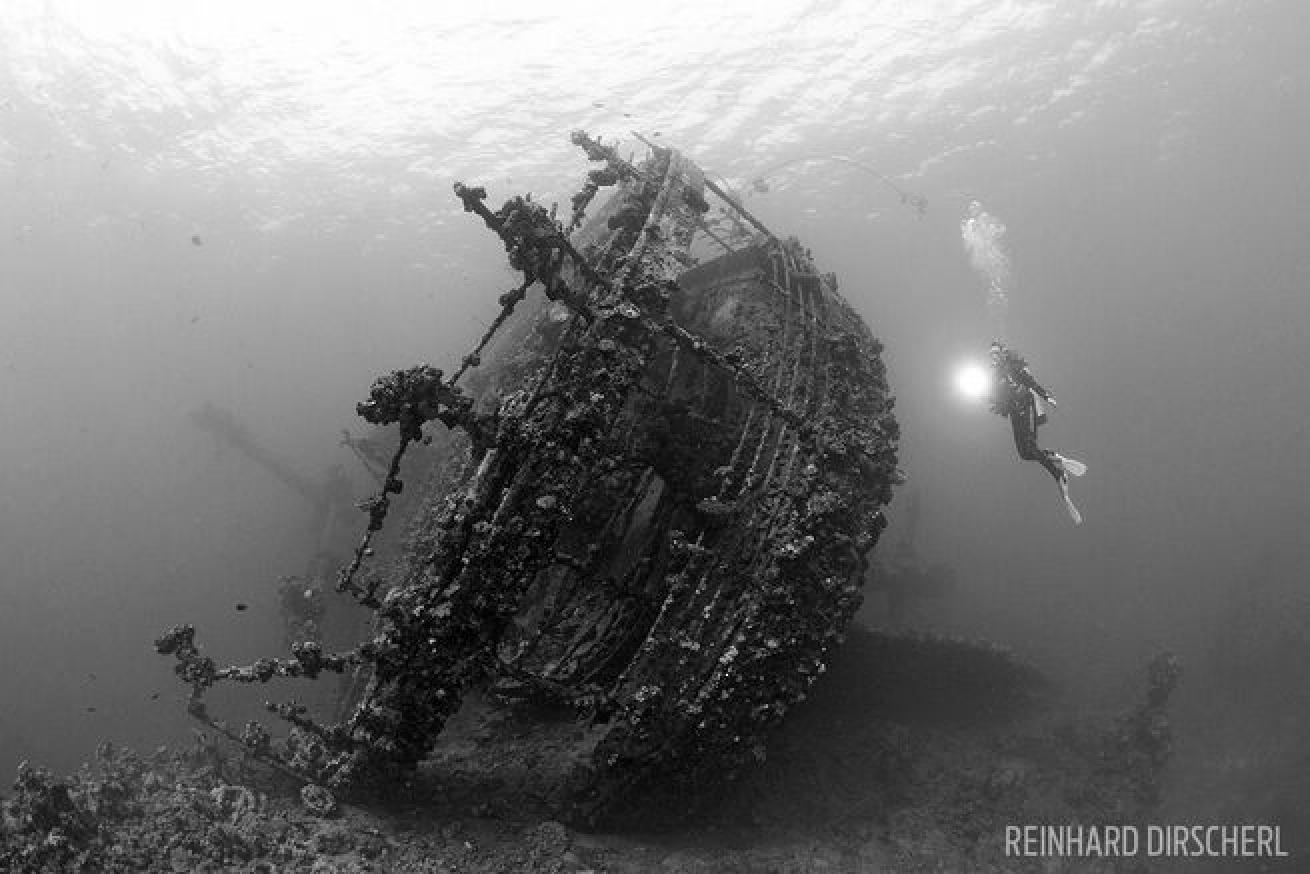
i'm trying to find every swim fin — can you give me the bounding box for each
[1054,454,1087,477]
[1057,474,1083,525]
[1063,494,1083,525]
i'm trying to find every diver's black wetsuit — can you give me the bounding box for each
[991,346,1064,482]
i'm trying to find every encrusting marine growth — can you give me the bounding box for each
[156,130,900,825]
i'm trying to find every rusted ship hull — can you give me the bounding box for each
[159,132,899,825]
[369,138,900,819]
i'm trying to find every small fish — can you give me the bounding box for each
[150,692,160,700]
[592,101,605,108]
[191,234,203,246]
[189,315,200,324]
[235,602,249,612]
[86,706,96,713]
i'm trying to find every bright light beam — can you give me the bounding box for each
[954,361,991,401]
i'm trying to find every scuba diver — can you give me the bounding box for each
[988,341,1086,524]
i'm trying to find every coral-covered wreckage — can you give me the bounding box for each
[153,131,901,824]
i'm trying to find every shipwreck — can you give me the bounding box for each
[158,131,901,825]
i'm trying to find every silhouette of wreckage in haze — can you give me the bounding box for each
[156,131,1006,825]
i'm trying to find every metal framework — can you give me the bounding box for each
[157,131,900,825]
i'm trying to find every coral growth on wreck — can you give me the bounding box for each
[154,131,900,825]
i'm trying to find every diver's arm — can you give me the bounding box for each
[1017,368,1055,403]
